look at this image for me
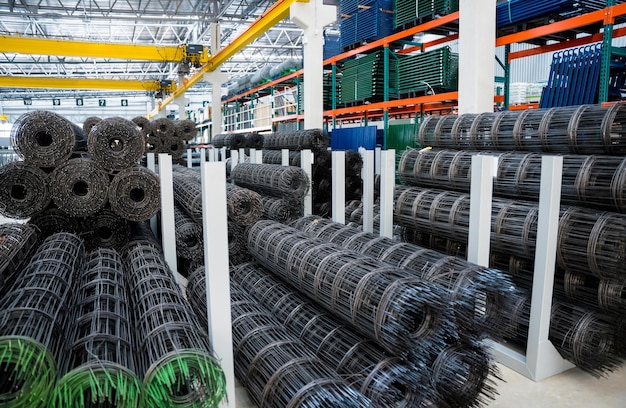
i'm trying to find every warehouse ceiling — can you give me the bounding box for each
[0,0,324,122]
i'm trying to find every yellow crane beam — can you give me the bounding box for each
[147,0,308,118]
[0,35,208,63]
[0,76,162,91]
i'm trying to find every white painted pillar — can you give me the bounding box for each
[203,71,229,138]
[458,0,496,114]
[282,149,290,166]
[300,149,314,215]
[374,146,382,175]
[290,0,336,129]
[187,148,193,168]
[173,96,190,119]
[332,151,346,224]
[359,147,375,233]
[202,148,209,163]
[379,149,395,238]
[200,160,236,408]
[230,150,239,170]
[220,147,227,162]
[467,155,497,267]
[249,148,257,164]
[255,149,263,164]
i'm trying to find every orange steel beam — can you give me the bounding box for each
[508,26,626,61]
[397,33,459,54]
[326,91,459,116]
[497,3,626,46]
[223,69,303,103]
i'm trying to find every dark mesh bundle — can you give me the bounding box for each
[108,166,160,221]
[0,223,39,291]
[245,132,264,149]
[262,129,329,151]
[0,161,51,219]
[49,157,109,217]
[151,118,176,139]
[231,163,310,200]
[212,133,247,149]
[175,119,198,141]
[82,116,102,135]
[87,117,145,172]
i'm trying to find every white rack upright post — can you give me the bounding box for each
[300,149,313,216]
[249,148,257,163]
[359,147,375,233]
[467,155,497,267]
[220,147,227,162]
[230,150,239,170]
[282,149,290,166]
[379,149,395,238]
[200,160,236,408]
[147,153,158,236]
[187,148,193,168]
[255,149,263,165]
[238,148,246,163]
[375,146,382,175]
[332,151,346,224]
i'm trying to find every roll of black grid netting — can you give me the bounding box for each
[247,220,449,354]
[83,208,131,251]
[175,119,198,141]
[344,150,363,176]
[11,110,76,167]
[570,102,626,154]
[108,166,160,221]
[132,116,153,136]
[186,270,371,408]
[549,301,622,377]
[553,269,626,316]
[28,207,81,241]
[163,136,186,159]
[144,134,163,154]
[469,111,497,150]
[49,157,109,217]
[291,216,518,340]
[52,248,142,408]
[346,176,363,201]
[261,196,302,223]
[0,232,84,408]
[231,163,309,200]
[450,113,479,150]
[123,241,226,408]
[0,224,38,292]
[225,183,263,226]
[245,132,264,149]
[0,161,51,219]
[262,149,302,166]
[171,172,203,221]
[263,129,329,151]
[230,262,432,407]
[228,221,251,266]
[512,108,550,152]
[538,105,582,153]
[212,133,247,150]
[83,116,102,136]
[151,118,175,139]
[87,117,145,172]
[173,206,203,261]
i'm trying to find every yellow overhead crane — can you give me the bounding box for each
[0,77,167,92]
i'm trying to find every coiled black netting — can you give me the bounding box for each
[28,207,81,242]
[417,103,626,154]
[83,208,131,251]
[262,129,330,152]
[53,248,142,407]
[108,166,160,221]
[173,206,204,261]
[247,220,450,354]
[261,196,303,223]
[228,221,251,266]
[131,116,153,137]
[186,270,372,408]
[231,163,310,200]
[87,117,145,172]
[83,116,102,136]
[0,223,38,292]
[0,161,51,219]
[175,119,198,141]
[245,132,264,149]
[164,137,186,159]
[0,232,84,407]
[212,133,247,150]
[291,215,518,340]
[49,157,109,217]
[10,110,76,168]
[262,149,301,166]
[229,262,433,407]
[399,149,626,213]
[123,241,226,407]
[151,118,176,139]
[144,134,163,154]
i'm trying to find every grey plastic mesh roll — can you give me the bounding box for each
[151,118,176,139]
[0,161,51,219]
[87,117,145,172]
[108,166,160,221]
[49,157,109,217]
[173,206,204,260]
[262,129,329,151]
[0,223,39,292]
[175,119,198,141]
[231,163,310,200]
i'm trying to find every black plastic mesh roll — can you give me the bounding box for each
[231,163,310,200]
[174,206,203,261]
[245,132,264,149]
[49,157,109,217]
[262,149,301,166]
[0,232,84,407]
[123,241,226,407]
[175,119,198,141]
[53,248,142,407]
[108,166,160,221]
[132,116,153,136]
[212,133,247,149]
[0,223,38,292]
[261,196,303,223]
[151,118,176,139]
[83,208,131,251]
[28,207,81,242]
[10,110,76,167]
[164,136,186,159]
[0,161,51,219]
[83,116,102,135]
[344,150,364,176]
[230,262,432,407]
[225,183,264,226]
[186,270,371,408]
[247,220,449,354]
[262,129,329,151]
[554,269,626,316]
[87,117,145,172]
[145,134,163,153]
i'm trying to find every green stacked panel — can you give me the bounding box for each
[387,123,419,151]
[339,51,397,104]
[323,72,341,110]
[394,0,459,28]
[396,46,458,94]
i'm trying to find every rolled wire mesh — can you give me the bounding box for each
[83,208,131,251]
[187,270,371,408]
[570,103,626,154]
[469,112,497,150]
[261,150,301,166]
[247,220,449,354]
[131,116,153,137]
[10,110,76,168]
[262,129,330,151]
[53,248,141,408]
[538,105,581,153]
[228,221,251,266]
[83,116,102,136]
[230,262,432,407]
[513,108,549,152]
[0,233,84,408]
[175,119,198,141]
[554,269,626,316]
[49,157,109,217]
[491,110,521,151]
[108,166,160,221]
[87,117,145,172]
[0,161,51,219]
[344,150,363,176]
[261,196,303,223]
[151,118,175,139]
[144,134,163,154]
[451,113,479,149]
[163,136,186,159]
[173,206,203,261]
[123,241,226,407]
[245,132,264,149]
[212,133,247,150]
[231,163,310,200]
[0,223,38,292]
[28,207,81,242]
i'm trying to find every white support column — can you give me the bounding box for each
[202,148,209,163]
[332,151,346,224]
[238,148,246,164]
[147,153,158,236]
[249,148,257,164]
[379,149,395,238]
[255,149,263,164]
[458,0,496,114]
[203,71,229,138]
[300,149,314,216]
[282,149,290,166]
[220,147,227,162]
[200,160,236,408]
[374,146,382,175]
[187,148,193,168]
[359,148,375,233]
[173,95,190,119]
[290,0,336,129]
[230,150,239,170]
[467,155,497,267]
[158,153,186,287]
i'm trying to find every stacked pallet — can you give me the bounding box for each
[340,50,396,104]
[396,46,459,96]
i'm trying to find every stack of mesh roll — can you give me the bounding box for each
[262,129,329,152]
[135,117,193,159]
[0,223,39,293]
[262,149,301,166]
[312,149,364,218]
[0,233,84,407]
[123,240,227,407]
[212,133,247,151]
[53,248,142,408]
[244,132,264,149]
[186,268,372,407]
[173,205,204,273]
